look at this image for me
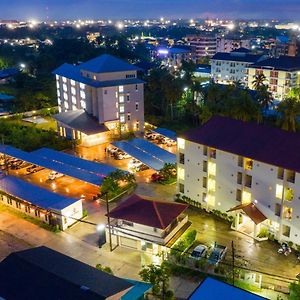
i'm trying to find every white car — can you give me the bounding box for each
[128,159,142,170]
[48,171,64,180]
[190,244,208,260]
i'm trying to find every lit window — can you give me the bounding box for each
[80,90,86,99]
[116,102,119,108]
[70,79,75,86]
[62,77,67,83]
[56,81,60,89]
[80,100,86,109]
[207,195,215,207]
[64,101,69,109]
[119,104,124,113]
[80,83,85,89]
[71,87,76,95]
[119,95,124,103]
[72,96,76,104]
[208,161,216,176]
[93,75,96,80]
[72,105,77,110]
[208,178,216,192]
[178,167,185,180]
[276,184,283,199]
[242,191,251,204]
[57,97,61,105]
[63,93,68,100]
[63,84,67,92]
[120,114,125,123]
[55,75,59,80]
[119,86,124,92]
[177,138,185,149]
[57,90,60,97]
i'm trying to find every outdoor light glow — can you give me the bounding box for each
[20,63,26,69]
[97,224,105,232]
[227,23,235,30]
[116,22,124,30]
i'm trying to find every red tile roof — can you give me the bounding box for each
[108,194,188,229]
[180,116,300,173]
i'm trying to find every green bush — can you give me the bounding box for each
[82,209,88,218]
[257,227,268,238]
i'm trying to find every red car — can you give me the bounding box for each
[151,173,164,182]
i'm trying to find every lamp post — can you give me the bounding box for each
[97,224,106,248]
[102,191,113,252]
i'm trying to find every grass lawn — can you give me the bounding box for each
[3,116,57,131]
[0,202,60,233]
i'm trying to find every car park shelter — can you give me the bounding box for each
[0,145,109,186]
[0,175,82,230]
[152,127,177,141]
[112,138,176,171]
[188,277,266,300]
[32,148,118,178]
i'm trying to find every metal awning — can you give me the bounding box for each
[152,127,177,141]
[227,203,267,225]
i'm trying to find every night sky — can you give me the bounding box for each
[0,0,299,21]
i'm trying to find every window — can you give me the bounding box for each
[203,177,207,188]
[244,174,252,188]
[237,172,243,185]
[123,221,134,227]
[126,95,130,102]
[104,90,108,95]
[136,121,139,130]
[177,138,185,149]
[277,168,284,180]
[70,79,75,86]
[276,184,283,199]
[62,77,67,83]
[203,146,208,156]
[80,100,86,109]
[203,160,207,172]
[119,86,124,92]
[71,87,76,95]
[64,101,69,109]
[120,114,125,123]
[127,113,131,121]
[285,188,294,201]
[80,90,86,99]
[63,84,67,92]
[179,183,184,193]
[119,95,124,103]
[135,84,138,91]
[135,102,139,111]
[202,193,207,202]
[178,167,185,180]
[282,225,290,238]
[72,96,76,105]
[119,104,125,113]
[286,170,295,183]
[208,161,216,176]
[93,75,97,80]
[208,178,216,192]
[275,203,281,217]
[242,191,251,204]
[57,90,60,97]
[244,158,253,170]
[126,74,136,78]
[238,156,243,167]
[179,153,185,164]
[63,92,68,100]
[283,207,292,220]
[236,189,242,202]
[80,83,85,89]
[209,148,216,159]
[72,105,77,110]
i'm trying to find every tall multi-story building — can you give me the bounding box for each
[53,54,145,146]
[247,56,300,100]
[211,49,265,84]
[216,37,251,53]
[186,35,217,60]
[177,116,300,244]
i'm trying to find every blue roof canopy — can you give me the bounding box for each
[0,145,103,186]
[152,127,177,141]
[32,148,118,177]
[0,175,79,211]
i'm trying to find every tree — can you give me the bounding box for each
[256,85,273,111]
[277,97,300,132]
[252,73,267,90]
[289,281,300,299]
[139,263,172,298]
[95,264,114,275]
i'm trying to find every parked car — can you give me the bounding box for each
[114,151,131,160]
[190,244,208,260]
[128,159,142,170]
[151,173,165,182]
[48,171,64,180]
[208,243,227,265]
[107,146,119,156]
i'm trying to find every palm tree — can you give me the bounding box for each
[256,85,274,110]
[277,97,300,132]
[252,73,267,90]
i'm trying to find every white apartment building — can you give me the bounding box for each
[247,56,300,100]
[216,37,251,53]
[53,54,145,146]
[211,49,266,84]
[177,116,300,244]
[186,35,217,60]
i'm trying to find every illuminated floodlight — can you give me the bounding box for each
[158,49,169,55]
[227,23,235,30]
[20,63,26,69]
[97,224,106,232]
[116,22,124,30]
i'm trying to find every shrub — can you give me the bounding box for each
[257,227,268,238]
[82,209,88,218]
[288,241,294,248]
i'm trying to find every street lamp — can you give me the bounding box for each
[97,224,106,248]
[20,63,26,69]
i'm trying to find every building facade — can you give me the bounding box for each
[216,37,251,53]
[247,56,300,100]
[53,54,145,146]
[186,35,217,60]
[177,116,300,244]
[211,50,265,84]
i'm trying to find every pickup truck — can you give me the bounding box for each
[208,243,227,266]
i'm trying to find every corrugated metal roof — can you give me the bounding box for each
[0,175,79,210]
[152,127,177,141]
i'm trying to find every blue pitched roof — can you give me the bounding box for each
[189,277,266,300]
[152,127,177,141]
[212,52,264,63]
[53,63,144,88]
[250,56,300,71]
[80,54,142,73]
[0,175,79,211]
[0,68,19,79]
[0,93,15,101]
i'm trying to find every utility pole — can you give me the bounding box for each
[104,191,113,252]
[232,240,235,286]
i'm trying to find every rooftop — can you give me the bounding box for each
[53,109,109,135]
[180,116,300,173]
[212,52,264,63]
[0,175,79,210]
[0,246,133,300]
[0,93,15,101]
[189,277,266,299]
[249,55,300,71]
[108,194,188,229]
[0,67,19,79]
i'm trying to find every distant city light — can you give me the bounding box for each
[116,22,124,30]
[20,63,26,69]
[227,23,235,30]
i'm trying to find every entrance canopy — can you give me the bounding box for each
[227,203,267,225]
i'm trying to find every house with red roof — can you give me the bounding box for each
[106,194,190,254]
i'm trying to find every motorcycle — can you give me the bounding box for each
[278,242,292,256]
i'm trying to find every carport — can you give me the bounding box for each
[0,145,103,186]
[152,128,176,141]
[111,138,176,171]
[32,148,118,178]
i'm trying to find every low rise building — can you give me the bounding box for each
[216,36,251,53]
[186,35,217,60]
[107,194,190,254]
[177,116,300,244]
[211,49,265,84]
[53,54,145,146]
[247,56,300,100]
[0,175,82,230]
